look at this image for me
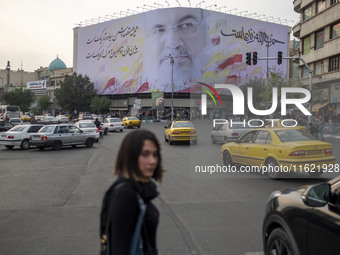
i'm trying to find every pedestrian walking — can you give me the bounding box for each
[100,130,164,255]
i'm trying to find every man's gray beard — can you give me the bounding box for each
[157,56,202,92]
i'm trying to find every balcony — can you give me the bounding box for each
[292,22,301,38]
[294,0,302,12]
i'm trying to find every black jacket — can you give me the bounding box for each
[101,176,159,255]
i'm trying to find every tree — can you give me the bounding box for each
[91,96,111,114]
[37,95,51,113]
[241,72,302,117]
[55,73,97,113]
[2,88,35,112]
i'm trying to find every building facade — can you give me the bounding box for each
[292,0,340,116]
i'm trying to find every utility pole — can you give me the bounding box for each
[169,54,174,121]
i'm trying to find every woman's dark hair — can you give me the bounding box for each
[114,129,163,182]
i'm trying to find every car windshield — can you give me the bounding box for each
[128,117,138,120]
[173,122,193,128]
[110,118,121,122]
[79,123,96,128]
[275,129,314,142]
[10,126,26,132]
[39,126,55,133]
[228,123,249,129]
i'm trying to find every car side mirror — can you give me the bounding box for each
[302,183,330,207]
[164,126,168,129]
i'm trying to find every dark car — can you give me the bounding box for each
[263,177,340,255]
[0,120,14,132]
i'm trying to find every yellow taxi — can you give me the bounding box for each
[164,121,197,145]
[21,114,32,122]
[263,119,307,131]
[122,116,141,128]
[220,127,335,179]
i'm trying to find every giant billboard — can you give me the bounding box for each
[75,7,289,95]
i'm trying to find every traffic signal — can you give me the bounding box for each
[246,52,251,65]
[253,52,258,65]
[278,51,283,65]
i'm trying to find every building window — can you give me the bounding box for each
[314,60,324,75]
[302,65,310,77]
[303,6,312,21]
[331,0,338,6]
[302,35,311,55]
[329,55,340,71]
[316,0,326,14]
[331,21,340,39]
[315,30,324,50]
[50,80,55,86]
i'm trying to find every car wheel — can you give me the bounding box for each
[266,158,281,179]
[164,135,168,142]
[5,145,14,150]
[169,139,173,145]
[85,138,94,148]
[224,136,228,143]
[211,135,216,144]
[20,139,30,150]
[120,129,123,132]
[223,151,233,166]
[104,128,108,135]
[53,141,62,150]
[138,126,140,128]
[265,228,298,255]
[37,146,45,151]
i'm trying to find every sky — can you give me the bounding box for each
[1,0,300,72]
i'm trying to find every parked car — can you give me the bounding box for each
[164,121,197,145]
[263,177,340,255]
[32,115,46,123]
[75,114,93,122]
[29,124,96,150]
[0,120,14,132]
[55,115,69,123]
[74,121,100,141]
[122,116,141,129]
[0,124,44,150]
[20,114,32,122]
[101,118,124,133]
[36,117,60,125]
[220,127,335,179]
[9,118,23,126]
[211,122,251,144]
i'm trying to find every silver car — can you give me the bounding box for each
[211,122,251,144]
[29,124,96,150]
[74,121,100,141]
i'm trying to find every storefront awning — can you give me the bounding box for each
[312,102,328,112]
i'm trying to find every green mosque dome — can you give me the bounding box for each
[48,56,67,71]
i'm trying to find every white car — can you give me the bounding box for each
[56,115,69,123]
[9,118,23,126]
[74,121,100,141]
[101,118,124,134]
[211,122,251,144]
[0,124,44,150]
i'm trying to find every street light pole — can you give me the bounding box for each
[169,54,174,121]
